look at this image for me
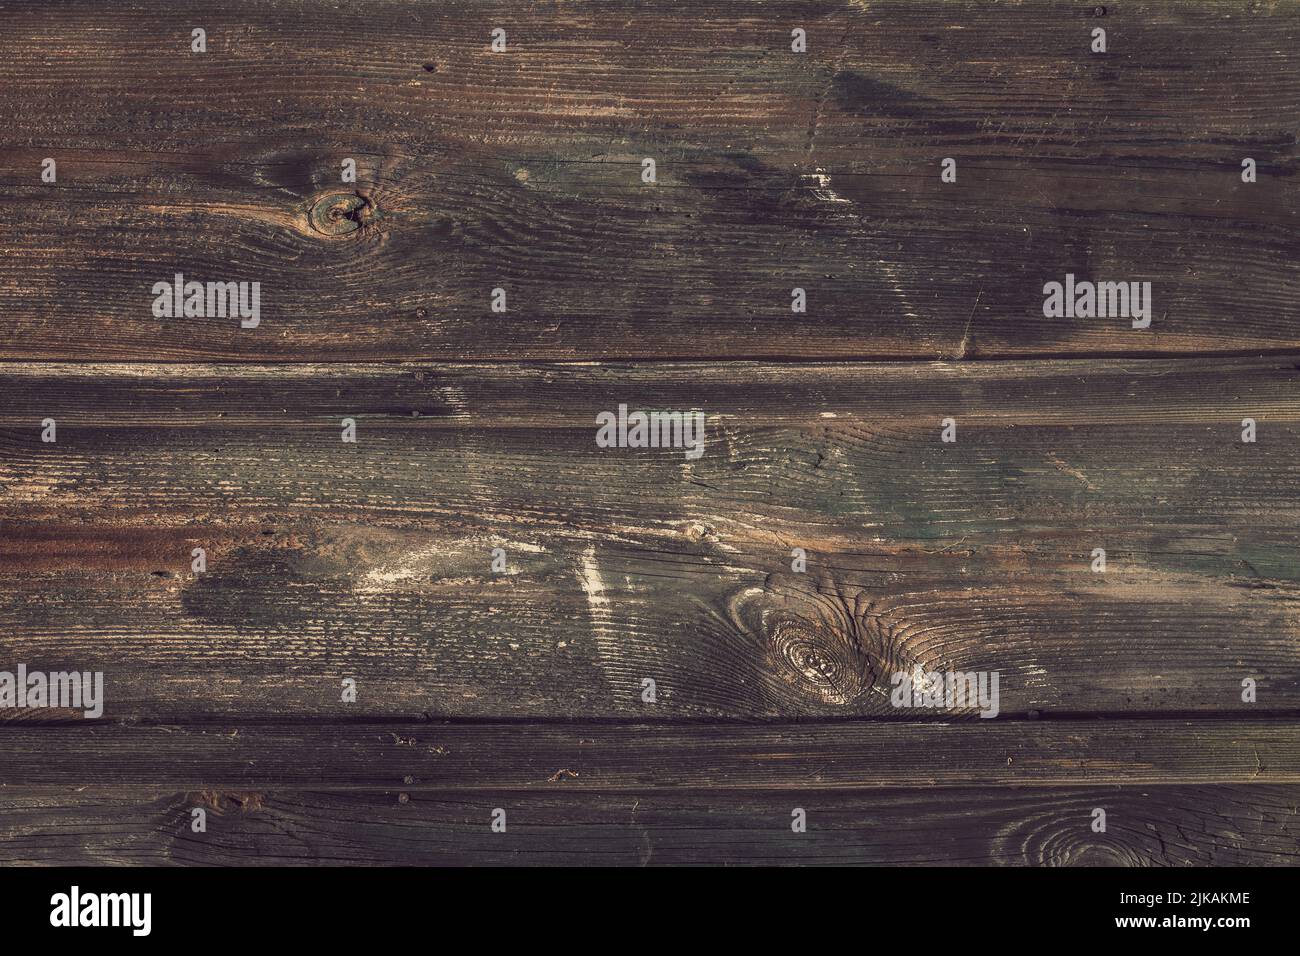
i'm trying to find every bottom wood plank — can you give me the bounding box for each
[0,786,1294,866]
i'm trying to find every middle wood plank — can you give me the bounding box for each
[0,357,1296,721]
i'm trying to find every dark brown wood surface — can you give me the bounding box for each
[3,787,1296,866]
[1,0,1297,866]
[0,0,1296,361]
[1,721,1299,789]
[2,359,1299,721]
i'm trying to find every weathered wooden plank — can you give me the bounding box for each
[0,721,1296,789]
[5,518,1299,720]
[1,785,1294,866]
[1,1,1295,360]
[2,358,1297,720]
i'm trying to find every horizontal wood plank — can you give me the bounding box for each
[1,785,1295,866]
[2,358,1298,720]
[1,0,1296,360]
[0,720,1297,790]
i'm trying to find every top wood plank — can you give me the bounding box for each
[1,0,1296,361]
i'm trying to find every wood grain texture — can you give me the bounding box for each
[0,721,1297,789]
[1,0,1296,360]
[1,358,1298,720]
[1,786,1295,866]
[2,1,1297,868]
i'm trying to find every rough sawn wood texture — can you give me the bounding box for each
[0,0,1297,866]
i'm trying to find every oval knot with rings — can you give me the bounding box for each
[309,191,377,238]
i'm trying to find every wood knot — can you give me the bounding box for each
[728,578,882,710]
[308,191,378,238]
[766,616,873,706]
[992,811,1146,866]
